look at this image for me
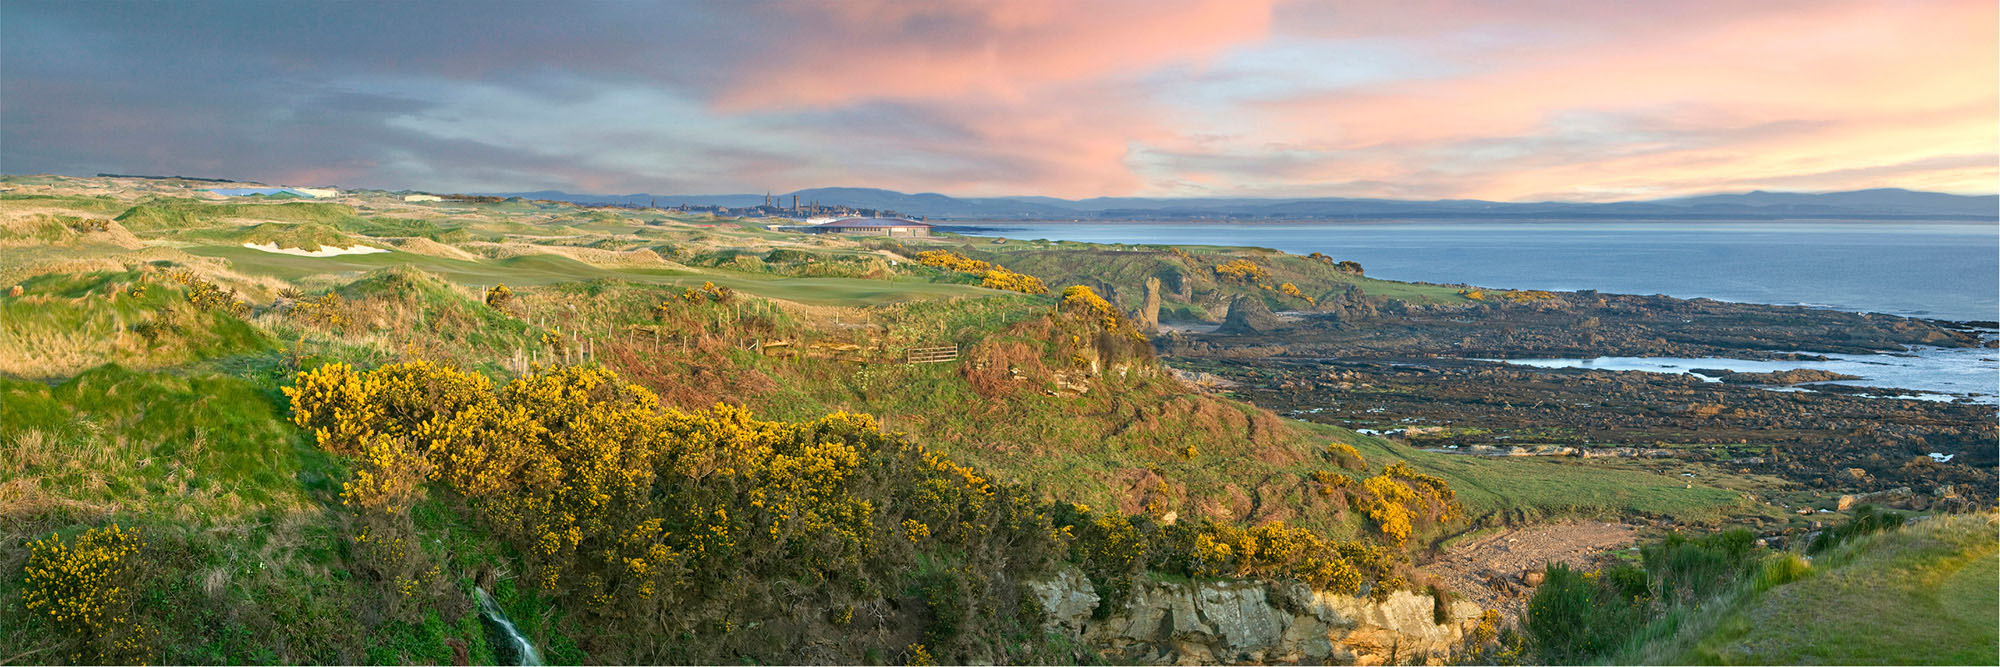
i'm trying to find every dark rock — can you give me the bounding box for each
[1720,369,1863,385]
[1219,295,1285,335]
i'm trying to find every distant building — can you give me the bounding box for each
[403,194,443,202]
[813,217,933,237]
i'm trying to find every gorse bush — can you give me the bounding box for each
[290,292,349,330]
[1353,463,1459,544]
[167,270,248,316]
[285,359,1435,661]
[678,280,733,304]
[285,361,1071,662]
[915,250,1048,294]
[913,250,993,274]
[20,524,155,664]
[484,284,513,309]
[1212,259,1270,284]
[979,268,1048,295]
[1277,282,1314,304]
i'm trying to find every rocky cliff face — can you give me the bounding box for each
[1029,570,1482,665]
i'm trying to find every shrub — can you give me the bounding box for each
[1642,528,1756,601]
[286,361,1073,661]
[1524,563,1610,663]
[20,524,155,664]
[913,250,993,273]
[1325,442,1365,470]
[1212,259,1269,284]
[678,280,733,304]
[1277,282,1314,304]
[290,292,350,329]
[979,269,1049,295]
[484,284,514,309]
[168,270,248,316]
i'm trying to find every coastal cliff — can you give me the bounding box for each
[1031,570,1483,665]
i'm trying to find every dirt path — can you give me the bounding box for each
[1421,520,1638,615]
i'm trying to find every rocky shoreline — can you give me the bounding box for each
[1165,289,1990,360]
[1159,288,1998,510]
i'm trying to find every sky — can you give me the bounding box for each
[2,0,1995,201]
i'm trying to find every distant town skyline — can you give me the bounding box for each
[3,0,1994,201]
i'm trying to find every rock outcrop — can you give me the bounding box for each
[1030,571,1481,665]
[1718,368,1862,385]
[1140,276,1163,333]
[1219,295,1285,335]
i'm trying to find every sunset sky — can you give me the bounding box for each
[3,0,1995,200]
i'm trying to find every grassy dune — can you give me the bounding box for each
[1328,423,1750,526]
[0,178,1832,663]
[1670,513,1998,665]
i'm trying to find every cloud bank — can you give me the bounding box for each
[2,0,1992,200]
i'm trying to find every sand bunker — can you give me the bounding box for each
[242,242,389,257]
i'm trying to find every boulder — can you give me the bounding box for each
[1218,295,1285,335]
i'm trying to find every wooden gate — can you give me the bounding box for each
[906,345,959,364]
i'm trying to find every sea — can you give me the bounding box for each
[958,219,2000,402]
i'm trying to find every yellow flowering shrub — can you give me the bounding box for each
[285,360,1075,649]
[1360,475,1417,543]
[1059,285,1120,328]
[20,524,155,664]
[1353,464,1459,544]
[289,292,349,329]
[914,250,1050,295]
[1326,442,1366,470]
[679,280,733,304]
[1212,259,1270,284]
[168,270,249,316]
[1057,285,1148,354]
[1278,282,1315,304]
[913,250,992,273]
[978,269,1048,295]
[484,283,514,308]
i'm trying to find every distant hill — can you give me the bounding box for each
[491,187,1998,221]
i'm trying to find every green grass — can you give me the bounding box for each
[335,216,469,242]
[0,193,132,215]
[1665,514,1999,665]
[910,237,1470,320]
[175,221,363,251]
[187,243,998,306]
[114,200,361,231]
[0,364,314,517]
[0,269,273,377]
[1317,423,1749,525]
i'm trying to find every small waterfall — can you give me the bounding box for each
[474,587,542,666]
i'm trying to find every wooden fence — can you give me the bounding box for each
[905,345,959,364]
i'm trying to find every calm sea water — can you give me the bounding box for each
[958,220,1999,322]
[1491,345,1998,405]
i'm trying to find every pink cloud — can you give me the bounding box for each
[1215,0,1998,199]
